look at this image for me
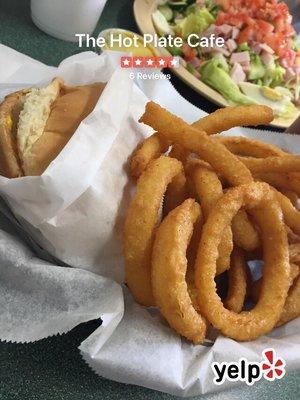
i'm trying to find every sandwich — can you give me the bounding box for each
[0,78,106,177]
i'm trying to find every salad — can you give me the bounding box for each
[152,0,300,118]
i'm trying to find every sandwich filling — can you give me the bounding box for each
[17,79,61,157]
[0,91,27,178]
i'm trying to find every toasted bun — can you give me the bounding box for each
[0,91,26,178]
[22,81,105,176]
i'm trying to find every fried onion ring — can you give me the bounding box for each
[195,182,290,341]
[231,211,260,252]
[192,105,273,135]
[280,190,298,207]
[289,244,300,263]
[224,248,248,313]
[250,263,299,304]
[286,226,300,244]
[213,136,286,157]
[239,155,300,174]
[255,172,300,197]
[169,143,190,163]
[189,161,259,253]
[130,133,189,180]
[124,155,182,306]
[274,190,300,236]
[277,274,300,327]
[163,144,191,216]
[130,132,169,178]
[139,102,253,186]
[132,104,273,178]
[163,170,189,217]
[190,163,232,274]
[152,199,207,344]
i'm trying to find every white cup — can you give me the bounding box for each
[31,0,108,42]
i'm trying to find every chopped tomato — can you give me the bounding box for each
[256,20,274,34]
[237,26,256,44]
[252,0,267,9]
[182,44,197,62]
[261,32,285,54]
[217,0,297,64]
[273,16,295,37]
[216,11,250,28]
[273,16,286,33]
[256,1,290,21]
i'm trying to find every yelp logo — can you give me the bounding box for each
[261,348,285,381]
[212,348,286,386]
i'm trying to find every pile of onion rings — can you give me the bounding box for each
[123,102,300,343]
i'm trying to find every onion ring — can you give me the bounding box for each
[224,248,248,313]
[274,190,300,236]
[186,218,203,277]
[231,211,260,252]
[289,244,300,263]
[163,170,189,217]
[152,199,207,344]
[255,172,300,197]
[195,182,290,341]
[280,190,298,207]
[190,163,233,274]
[124,155,182,306]
[189,161,259,253]
[286,226,300,244]
[213,136,286,157]
[132,104,273,178]
[251,263,300,327]
[163,144,191,216]
[277,274,300,327]
[217,138,300,205]
[192,105,273,135]
[239,155,300,173]
[169,143,190,163]
[130,132,169,178]
[139,102,253,186]
[251,263,299,304]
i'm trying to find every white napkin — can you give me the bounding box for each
[0,44,299,397]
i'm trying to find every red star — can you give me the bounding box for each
[133,57,144,67]
[120,57,132,68]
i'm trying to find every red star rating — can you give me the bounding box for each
[168,57,179,68]
[133,57,144,67]
[156,57,167,67]
[144,57,156,67]
[120,57,132,68]
[120,56,180,69]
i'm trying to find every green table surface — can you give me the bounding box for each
[0,1,299,399]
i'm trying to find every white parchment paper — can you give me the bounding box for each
[0,44,299,397]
